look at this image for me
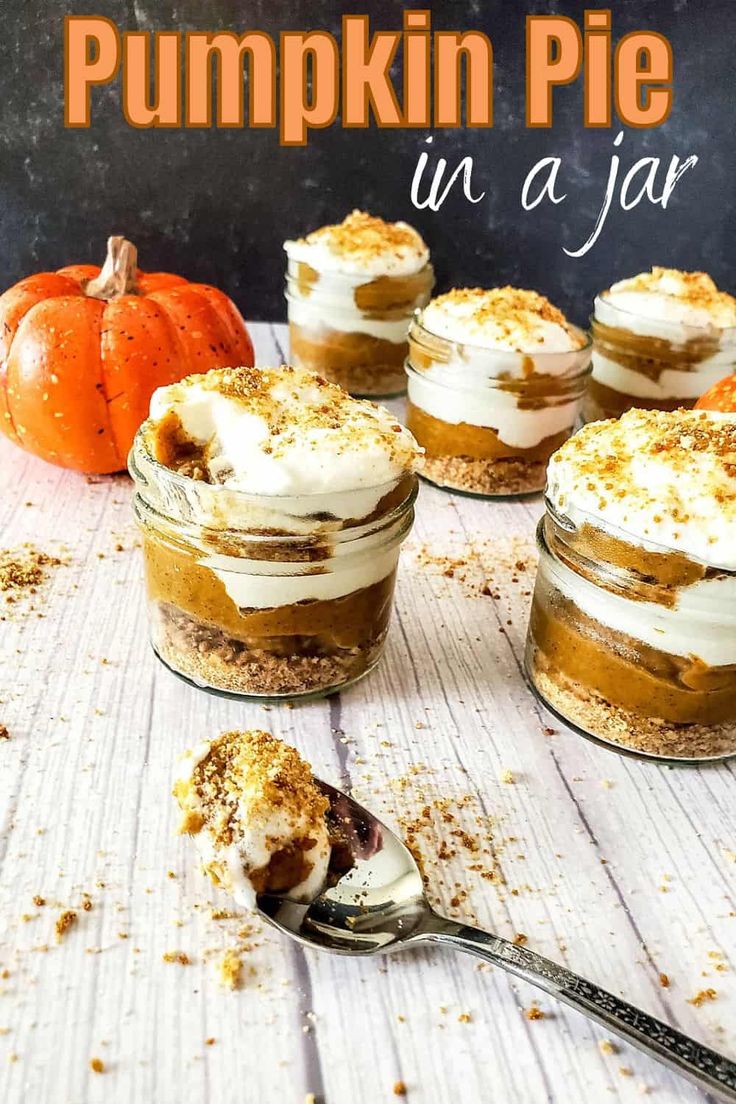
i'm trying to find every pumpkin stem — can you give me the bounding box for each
[84,236,139,300]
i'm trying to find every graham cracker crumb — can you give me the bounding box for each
[0,725,9,741]
[525,1005,545,1021]
[32,896,45,907]
[55,910,77,942]
[393,1082,407,1097]
[688,988,717,1007]
[89,1058,104,1074]
[219,949,243,990]
[292,209,427,268]
[421,453,547,496]
[162,951,190,966]
[659,972,670,988]
[0,545,62,598]
[599,1039,618,1055]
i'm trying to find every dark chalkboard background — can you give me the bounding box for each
[0,1,733,325]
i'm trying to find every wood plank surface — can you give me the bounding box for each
[0,323,733,1104]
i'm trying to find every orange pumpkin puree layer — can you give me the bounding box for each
[406,402,569,462]
[530,593,736,726]
[143,533,396,651]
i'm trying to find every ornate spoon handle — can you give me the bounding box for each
[422,916,736,1101]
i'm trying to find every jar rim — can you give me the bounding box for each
[129,421,417,508]
[409,313,593,366]
[543,498,736,575]
[592,294,736,340]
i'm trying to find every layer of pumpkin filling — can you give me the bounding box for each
[405,402,569,496]
[289,322,409,397]
[174,729,332,909]
[530,584,736,727]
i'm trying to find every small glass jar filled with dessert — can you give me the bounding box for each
[406,287,592,497]
[284,210,434,398]
[129,364,420,701]
[525,408,736,763]
[586,267,736,422]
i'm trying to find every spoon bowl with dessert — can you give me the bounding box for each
[175,729,736,1102]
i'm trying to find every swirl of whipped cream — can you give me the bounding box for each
[284,209,429,278]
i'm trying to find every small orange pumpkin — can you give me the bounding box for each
[695,374,736,413]
[0,236,254,473]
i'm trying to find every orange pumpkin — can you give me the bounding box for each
[695,374,736,413]
[0,236,254,473]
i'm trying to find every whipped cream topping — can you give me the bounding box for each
[284,209,429,277]
[420,287,585,354]
[147,365,420,512]
[600,267,736,331]
[547,408,736,570]
[174,730,331,911]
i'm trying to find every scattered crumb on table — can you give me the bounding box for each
[162,951,190,966]
[55,910,77,942]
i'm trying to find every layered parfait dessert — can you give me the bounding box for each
[586,267,736,421]
[129,364,420,699]
[174,730,332,908]
[525,408,736,760]
[405,287,592,496]
[284,210,434,397]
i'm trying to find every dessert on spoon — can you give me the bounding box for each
[175,730,736,1101]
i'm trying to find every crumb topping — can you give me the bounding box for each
[421,286,584,352]
[291,210,427,265]
[547,408,736,568]
[147,364,420,488]
[175,730,328,850]
[608,267,736,326]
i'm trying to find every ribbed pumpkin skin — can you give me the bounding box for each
[695,374,736,413]
[0,257,254,473]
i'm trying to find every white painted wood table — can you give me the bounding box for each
[0,323,734,1104]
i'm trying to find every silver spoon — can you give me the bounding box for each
[258,780,736,1102]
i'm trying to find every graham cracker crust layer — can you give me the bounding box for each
[420,455,546,497]
[533,664,736,761]
[153,603,384,698]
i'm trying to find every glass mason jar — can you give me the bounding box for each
[525,509,736,763]
[585,295,736,421]
[285,257,435,398]
[406,318,592,498]
[129,430,417,701]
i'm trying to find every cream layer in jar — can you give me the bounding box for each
[406,286,591,497]
[284,210,434,397]
[526,407,736,761]
[586,267,736,421]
